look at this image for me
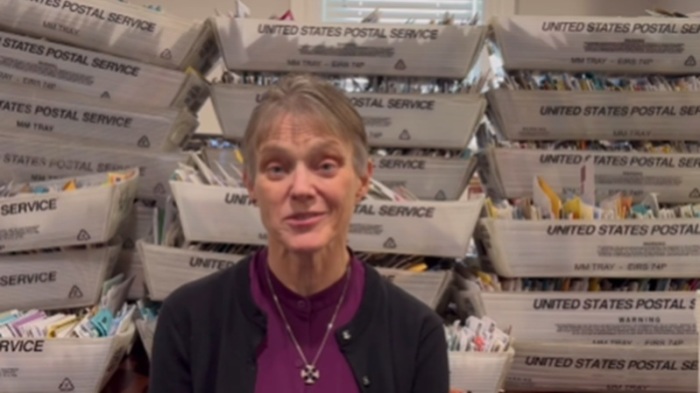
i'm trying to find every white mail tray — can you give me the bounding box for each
[114,252,145,300]
[0,29,208,111]
[482,147,700,203]
[211,83,486,149]
[0,83,197,151]
[489,89,700,141]
[507,342,697,392]
[0,131,186,201]
[0,0,218,71]
[213,17,486,78]
[493,15,700,74]
[481,217,700,278]
[449,348,514,393]
[482,291,697,345]
[138,240,245,301]
[373,156,474,201]
[171,182,484,258]
[0,171,138,253]
[0,240,120,311]
[0,322,135,393]
[375,268,453,310]
[116,202,158,300]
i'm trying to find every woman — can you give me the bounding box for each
[149,74,450,393]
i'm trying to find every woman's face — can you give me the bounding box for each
[246,113,372,254]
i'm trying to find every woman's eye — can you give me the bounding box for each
[319,161,338,173]
[265,164,286,176]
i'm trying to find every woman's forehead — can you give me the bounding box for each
[257,133,348,155]
[269,112,329,135]
[257,113,350,149]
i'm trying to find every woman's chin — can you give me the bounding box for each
[280,233,333,254]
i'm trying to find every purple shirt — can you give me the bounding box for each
[250,248,365,393]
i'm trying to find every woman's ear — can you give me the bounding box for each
[355,159,374,203]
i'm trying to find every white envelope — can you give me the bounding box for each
[489,89,700,141]
[0,241,120,311]
[0,29,208,111]
[0,0,218,71]
[0,82,197,151]
[494,15,700,74]
[481,218,700,278]
[507,342,697,392]
[0,171,137,253]
[0,131,186,201]
[210,84,486,149]
[449,348,514,393]
[0,322,135,393]
[171,182,484,258]
[484,147,700,203]
[482,292,697,345]
[138,241,245,301]
[213,17,486,78]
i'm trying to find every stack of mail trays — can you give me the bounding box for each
[133,11,512,393]
[0,0,219,391]
[474,14,700,393]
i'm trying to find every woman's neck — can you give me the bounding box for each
[266,242,350,297]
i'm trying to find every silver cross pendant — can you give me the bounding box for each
[301,364,320,385]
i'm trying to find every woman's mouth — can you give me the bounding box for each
[286,212,325,228]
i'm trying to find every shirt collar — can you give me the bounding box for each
[255,247,359,312]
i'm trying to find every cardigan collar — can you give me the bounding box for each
[233,248,384,343]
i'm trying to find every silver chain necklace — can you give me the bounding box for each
[265,262,352,385]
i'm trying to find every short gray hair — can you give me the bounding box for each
[241,74,369,180]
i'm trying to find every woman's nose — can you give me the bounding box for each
[290,166,314,199]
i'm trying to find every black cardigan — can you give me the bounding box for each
[149,256,450,393]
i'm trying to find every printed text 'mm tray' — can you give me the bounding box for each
[493,15,700,74]
[481,218,700,278]
[489,89,700,141]
[0,82,197,151]
[0,29,208,111]
[0,0,218,71]
[213,17,486,78]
